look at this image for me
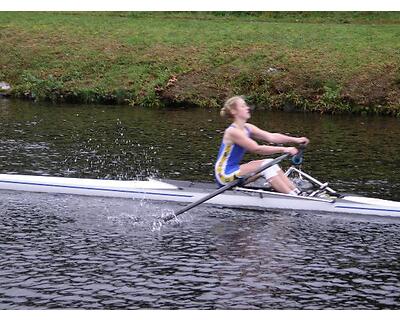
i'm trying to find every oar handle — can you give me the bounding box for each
[291,143,306,165]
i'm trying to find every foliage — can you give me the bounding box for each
[0,12,399,115]
[16,73,64,102]
[319,82,350,112]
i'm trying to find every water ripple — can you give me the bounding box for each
[1,191,400,309]
[1,101,400,309]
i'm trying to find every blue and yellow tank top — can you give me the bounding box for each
[214,125,251,185]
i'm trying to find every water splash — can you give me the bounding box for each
[151,208,180,232]
[107,213,142,226]
[60,118,161,180]
[151,219,164,232]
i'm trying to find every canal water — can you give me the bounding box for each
[0,99,399,309]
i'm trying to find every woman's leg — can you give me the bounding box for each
[268,171,296,193]
[238,160,265,176]
[239,160,297,194]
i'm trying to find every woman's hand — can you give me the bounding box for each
[284,147,298,155]
[296,137,309,145]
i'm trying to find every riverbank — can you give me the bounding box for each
[1,12,400,115]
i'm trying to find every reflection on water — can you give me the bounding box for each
[0,99,400,309]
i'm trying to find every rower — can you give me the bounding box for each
[214,96,310,195]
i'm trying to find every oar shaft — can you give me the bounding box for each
[163,153,290,222]
[171,183,233,217]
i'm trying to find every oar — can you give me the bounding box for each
[162,152,290,222]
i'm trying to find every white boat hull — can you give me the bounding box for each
[1,174,400,218]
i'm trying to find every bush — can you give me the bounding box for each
[17,73,64,102]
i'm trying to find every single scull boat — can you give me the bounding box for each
[1,166,399,218]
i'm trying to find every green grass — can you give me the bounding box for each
[0,12,400,115]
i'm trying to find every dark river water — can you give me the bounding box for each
[0,99,400,309]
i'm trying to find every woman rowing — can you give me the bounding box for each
[214,96,309,195]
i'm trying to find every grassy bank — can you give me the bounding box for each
[1,12,400,115]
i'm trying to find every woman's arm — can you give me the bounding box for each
[227,127,298,156]
[246,123,309,145]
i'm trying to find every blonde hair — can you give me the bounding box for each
[220,95,245,119]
